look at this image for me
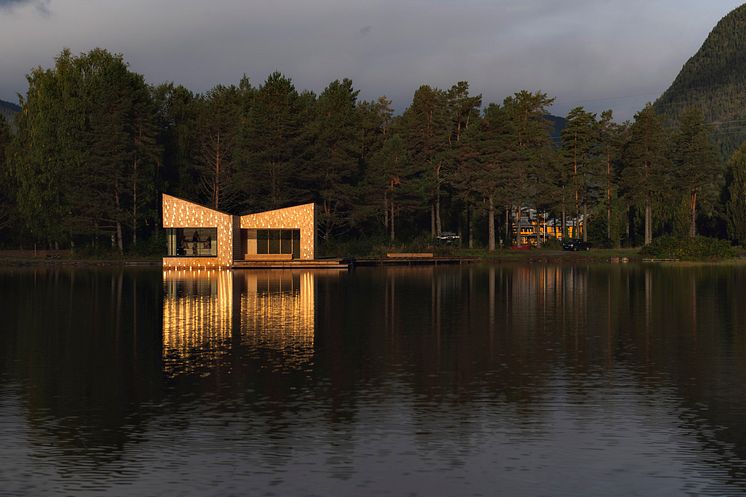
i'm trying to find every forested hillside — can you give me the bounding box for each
[655,4,746,157]
[0,99,20,125]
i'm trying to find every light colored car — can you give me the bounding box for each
[436,231,460,244]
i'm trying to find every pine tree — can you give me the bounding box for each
[244,72,304,211]
[307,79,361,241]
[357,96,393,164]
[354,96,395,235]
[726,144,746,245]
[153,83,201,202]
[445,82,482,242]
[598,110,625,245]
[453,104,512,250]
[366,134,417,241]
[196,84,244,211]
[400,85,450,236]
[125,74,161,246]
[670,107,722,238]
[561,107,598,241]
[502,91,555,246]
[620,104,671,246]
[0,114,12,232]
[446,81,482,145]
[451,116,483,249]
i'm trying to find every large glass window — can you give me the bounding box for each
[269,230,281,254]
[166,228,218,257]
[257,230,269,254]
[292,230,300,259]
[280,229,292,254]
[254,229,300,257]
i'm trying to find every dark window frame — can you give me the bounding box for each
[166,228,218,258]
[253,228,300,257]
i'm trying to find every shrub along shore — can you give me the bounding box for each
[1,238,743,267]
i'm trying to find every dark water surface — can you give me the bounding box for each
[2,264,746,496]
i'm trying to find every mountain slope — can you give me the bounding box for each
[654,4,746,156]
[0,98,20,125]
[546,114,566,143]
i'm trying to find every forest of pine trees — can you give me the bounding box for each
[0,48,745,255]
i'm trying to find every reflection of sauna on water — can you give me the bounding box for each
[162,270,316,374]
[240,271,315,366]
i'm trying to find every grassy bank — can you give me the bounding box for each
[452,247,640,260]
[2,243,744,267]
[0,249,161,267]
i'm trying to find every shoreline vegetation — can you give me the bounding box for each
[1,243,743,267]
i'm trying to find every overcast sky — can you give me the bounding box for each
[0,0,743,120]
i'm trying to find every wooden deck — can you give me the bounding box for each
[232,259,350,269]
[231,256,478,269]
[386,252,434,258]
[243,253,293,261]
[353,257,478,267]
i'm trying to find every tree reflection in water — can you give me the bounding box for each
[2,265,746,496]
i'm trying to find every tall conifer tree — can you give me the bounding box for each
[0,115,12,232]
[400,85,450,236]
[598,110,625,244]
[561,107,598,241]
[245,72,304,211]
[502,91,555,246]
[670,107,721,238]
[153,83,201,202]
[621,104,671,246]
[453,104,511,250]
[196,84,244,211]
[307,79,361,241]
[726,144,746,245]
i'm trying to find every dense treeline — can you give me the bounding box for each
[0,48,745,254]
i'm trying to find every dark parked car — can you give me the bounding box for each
[562,240,591,251]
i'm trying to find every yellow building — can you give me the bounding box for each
[512,210,584,246]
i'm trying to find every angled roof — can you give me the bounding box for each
[162,194,314,217]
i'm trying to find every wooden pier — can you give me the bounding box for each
[232,259,350,269]
[352,257,477,267]
[230,255,479,269]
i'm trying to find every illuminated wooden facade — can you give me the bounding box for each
[239,204,317,261]
[162,194,317,268]
[162,194,235,268]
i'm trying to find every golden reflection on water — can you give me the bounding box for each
[162,269,318,375]
[240,271,315,367]
[162,269,234,374]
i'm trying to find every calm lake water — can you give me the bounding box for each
[2,264,746,496]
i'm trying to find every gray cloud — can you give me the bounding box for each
[0,0,743,120]
[0,0,49,14]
